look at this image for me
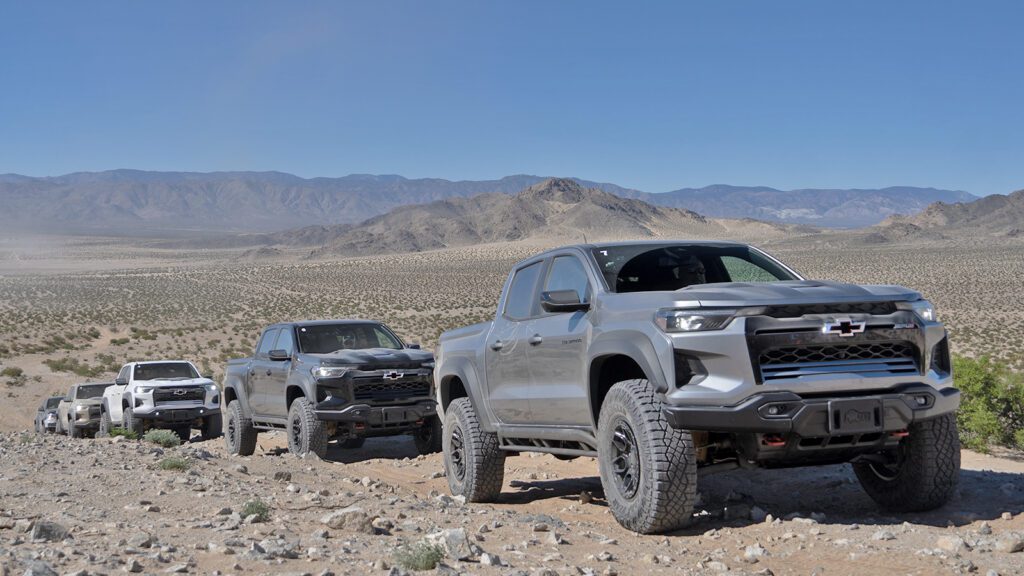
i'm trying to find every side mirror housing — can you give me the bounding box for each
[268,349,291,362]
[540,290,590,313]
[406,343,421,350]
[115,377,128,386]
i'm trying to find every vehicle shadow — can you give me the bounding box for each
[497,463,1024,533]
[321,436,422,464]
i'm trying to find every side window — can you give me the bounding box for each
[256,329,279,357]
[117,366,130,383]
[544,256,590,304]
[503,261,543,320]
[275,328,294,355]
[721,256,779,283]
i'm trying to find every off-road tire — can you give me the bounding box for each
[853,413,960,512]
[34,420,42,434]
[124,407,146,435]
[69,420,81,439]
[287,398,328,458]
[597,379,697,534]
[340,437,365,449]
[224,400,257,456]
[97,410,112,437]
[443,398,505,502]
[200,414,223,441]
[173,426,191,443]
[413,416,443,455]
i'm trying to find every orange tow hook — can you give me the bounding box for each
[890,429,909,438]
[762,434,787,447]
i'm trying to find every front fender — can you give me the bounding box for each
[437,355,495,432]
[588,328,672,392]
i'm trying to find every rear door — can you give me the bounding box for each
[105,365,131,424]
[526,254,594,426]
[249,328,279,416]
[484,260,543,424]
[263,327,295,418]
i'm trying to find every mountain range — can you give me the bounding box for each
[0,170,978,234]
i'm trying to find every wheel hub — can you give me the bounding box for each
[610,419,640,499]
[449,424,466,481]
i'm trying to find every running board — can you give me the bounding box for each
[252,417,287,430]
[498,436,597,458]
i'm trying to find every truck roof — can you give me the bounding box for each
[128,360,197,366]
[528,240,751,260]
[267,319,384,329]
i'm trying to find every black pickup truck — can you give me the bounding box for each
[221,320,440,458]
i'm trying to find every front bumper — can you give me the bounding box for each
[663,384,960,435]
[314,398,437,427]
[133,406,220,423]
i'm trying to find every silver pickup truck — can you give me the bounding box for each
[435,240,960,534]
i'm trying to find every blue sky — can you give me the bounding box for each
[1,1,1021,195]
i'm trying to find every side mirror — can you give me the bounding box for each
[115,377,128,386]
[540,290,590,313]
[406,343,421,350]
[268,349,291,362]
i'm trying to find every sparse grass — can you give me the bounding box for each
[108,428,138,440]
[158,456,190,471]
[240,498,270,523]
[393,540,445,571]
[1,367,23,378]
[143,429,181,448]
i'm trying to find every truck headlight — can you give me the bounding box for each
[206,384,218,392]
[75,405,88,412]
[655,308,736,333]
[421,361,436,369]
[313,366,350,379]
[898,300,936,322]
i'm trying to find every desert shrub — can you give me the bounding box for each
[108,428,138,440]
[393,540,445,571]
[1,367,23,378]
[240,499,270,522]
[143,429,181,448]
[110,338,130,346]
[158,456,190,471]
[42,357,106,378]
[954,356,1024,451]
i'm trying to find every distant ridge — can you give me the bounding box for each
[0,169,979,234]
[878,189,1024,238]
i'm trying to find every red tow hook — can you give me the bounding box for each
[889,429,909,438]
[762,434,787,447]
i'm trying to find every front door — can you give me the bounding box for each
[249,328,279,416]
[264,327,294,418]
[526,255,593,427]
[484,261,543,424]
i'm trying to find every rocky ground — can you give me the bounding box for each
[1,431,1023,576]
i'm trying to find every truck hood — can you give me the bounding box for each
[669,280,922,308]
[309,347,433,367]
[73,398,104,407]
[135,377,214,388]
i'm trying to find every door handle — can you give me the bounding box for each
[490,340,504,351]
[248,369,255,377]
[265,369,272,376]
[529,334,543,345]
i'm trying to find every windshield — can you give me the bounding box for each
[592,244,798,293]
[297,323,403,354]
[76,384,108,399]
[133,362,200,381]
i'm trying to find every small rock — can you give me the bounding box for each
[320,507,375,535]
[579,491,593,505]
[749,506,768,523]
[233,464,248,474]
[872,529,896,541]
[425,528,474,561]
[979,522,992,535]
[480,552,503,566]
[30,521,69,542]
[743,544,768,563]
[533,522,551,532]
[994,534,1024,553]
[21,561,58,576]
[936,534,969,554]
[125,559,143,573]
[273,471,292,482]
[1002,512,1013,521]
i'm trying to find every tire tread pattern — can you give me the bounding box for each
[444,398,505,502]
[288,398,328,458]
[225,400,257,456]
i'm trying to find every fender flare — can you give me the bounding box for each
[437,356,493,432]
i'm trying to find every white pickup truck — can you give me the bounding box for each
[100,360,222,442]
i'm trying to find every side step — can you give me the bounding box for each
[498,436,597,458]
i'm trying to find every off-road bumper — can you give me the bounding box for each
[133,407,220,423]
[663,384,960,436]
[314,398,437,427]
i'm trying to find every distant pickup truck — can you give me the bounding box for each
[221,320,440,458]
[435,241,960,533]
[100,361,222,442]
[57,383,108,438]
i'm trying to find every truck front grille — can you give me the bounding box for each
[353,379,430,402]
[763,302,896,318]
[759,341,918,382]
[153,387,205,404]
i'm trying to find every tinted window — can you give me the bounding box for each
[275,328,295,355]
[721,256,780,283]
[133,362,200,381]
[591,244,797,293]
[544,256,590,303]
[256,329,279,357]
[504,261,542,320]
[117,365,130,382]
[46,397,62,409]
[297,323,403,354]
[76,384,109,399]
